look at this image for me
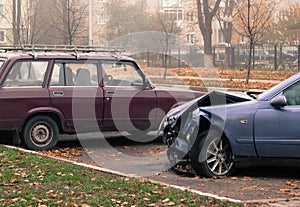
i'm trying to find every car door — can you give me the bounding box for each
[49,60,104,132]
[100,60,157,132]
[254,81,300,157]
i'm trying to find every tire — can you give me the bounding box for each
[190,130,235,177]
[22,116,59,151]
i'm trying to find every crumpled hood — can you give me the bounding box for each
[165,90,253,118]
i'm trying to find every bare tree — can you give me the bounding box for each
[105,0,182,78]
[1,0,54,45]
[51,0,88,45]
[21,0,52,44]
[105,0,153,42]
[235,0,276,83]
[269,2,300,45]
[154,12,182,79]
[196,0,222,58]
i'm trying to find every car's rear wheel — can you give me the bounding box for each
[190,130,235,177]
[22,116,59,150]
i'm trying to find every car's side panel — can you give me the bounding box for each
[224,111,257,157]
[103,86,158,131]
[254,106,300,157]
[0,88,50,130]
[49,87,104,132]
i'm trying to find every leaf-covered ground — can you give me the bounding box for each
[0,146,240,207]
[143,67,298,90]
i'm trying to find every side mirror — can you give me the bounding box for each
[271,95,287,108]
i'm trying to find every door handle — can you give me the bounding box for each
[240,120,248,124]
[106,91,115,95]
[53,91,64,96]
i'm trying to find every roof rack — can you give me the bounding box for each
[0,44,125,59]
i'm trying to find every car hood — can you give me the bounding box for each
[166,90,253,118]
[154,85,205,104]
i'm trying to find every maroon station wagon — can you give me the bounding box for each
[0,46,204,150]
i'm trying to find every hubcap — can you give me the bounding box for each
[206,138,233,176]
[31,124,52,146]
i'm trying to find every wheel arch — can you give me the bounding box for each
[195,114,237,155]
[22,109,65,134]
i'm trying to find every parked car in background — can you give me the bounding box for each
[160,73,300,177]
[0,45,204,150]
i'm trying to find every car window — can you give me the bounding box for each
[0,60,4,70]
[283,81,300,106]
[3,61,48,87]
[102,61,143,87]
[50,62,98,87]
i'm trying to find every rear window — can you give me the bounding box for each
[3,60,48,87]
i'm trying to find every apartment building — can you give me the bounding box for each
[0,0,18,45]
[0,0,296,47]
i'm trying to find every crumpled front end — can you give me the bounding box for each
[166,108,204,165]
[161,90,253,167]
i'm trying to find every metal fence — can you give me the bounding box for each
[213,44,300,70]
[131,44,300,70]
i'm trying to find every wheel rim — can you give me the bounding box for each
[205,137,233,176]
[30,123,53,147]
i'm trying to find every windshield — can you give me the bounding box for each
[257,73,300,101]
[0,60,5,70]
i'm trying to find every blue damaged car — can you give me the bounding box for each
[159,73,300,177]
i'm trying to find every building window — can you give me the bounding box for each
[97,14,105,24]
[0,30,6,43]
[161,0,182,7]
[163,9,183,21]
[187,12,195,22]
[0,5,3,15]
[187,33,196,44]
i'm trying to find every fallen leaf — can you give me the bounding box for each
[10,178,19,183]
[278,188,291,194]
[289,192,300,197]
[162,198,170,203]
[166,201,176,206]
[19,151,27,155]
[69,202,79,207]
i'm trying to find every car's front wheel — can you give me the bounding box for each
[21,116,59,151]
[190,130,235,177]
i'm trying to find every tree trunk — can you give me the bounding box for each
[246,43,253,84]
[12,0,21,46]
[196,0,222,68]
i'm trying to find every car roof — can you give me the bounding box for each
[0,52,134,61]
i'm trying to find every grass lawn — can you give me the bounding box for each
[0,146,241,207]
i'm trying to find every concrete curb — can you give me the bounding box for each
[2,145,242,204]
